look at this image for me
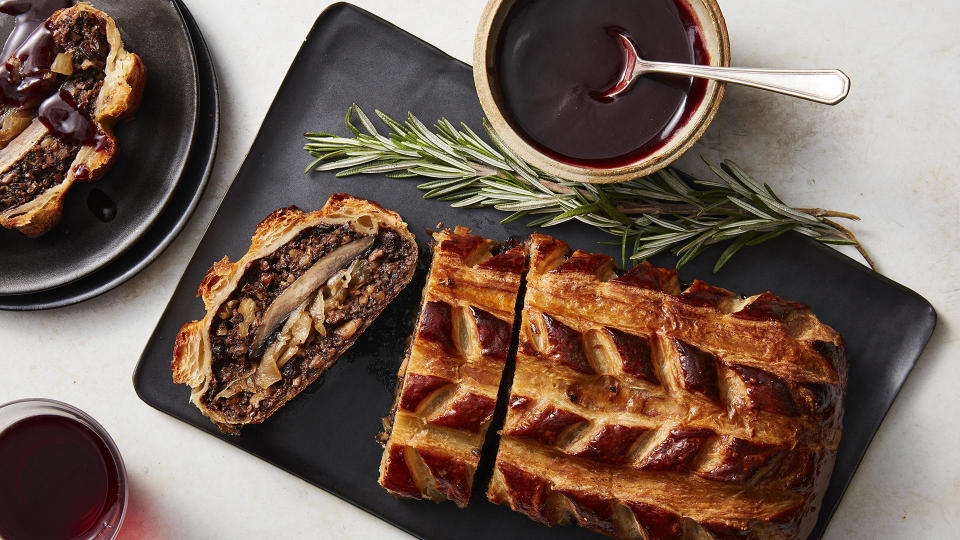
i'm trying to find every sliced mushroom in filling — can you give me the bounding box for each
[204,222,415,419]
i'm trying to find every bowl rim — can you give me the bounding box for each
[473,0,731,184]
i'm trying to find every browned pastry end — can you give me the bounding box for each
[378,227,525,507]
[172,195,418,434]
[0,3,145,237]
[487,233,847,539]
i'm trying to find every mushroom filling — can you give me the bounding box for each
[204,223,414,418]
[0,134,78,211]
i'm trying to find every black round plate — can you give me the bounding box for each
[0,0,199,295]
[0,0,218,311]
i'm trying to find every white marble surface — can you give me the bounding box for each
[1,0,958,538]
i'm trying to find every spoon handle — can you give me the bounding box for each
[639,61,851,105]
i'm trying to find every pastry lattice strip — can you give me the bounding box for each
[379,227,525,507]
[489,233,846,539]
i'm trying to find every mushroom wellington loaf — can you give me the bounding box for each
[379,228,525,507]
[0,2,144,236]
[172,195,417,434]
[487,234,847,539]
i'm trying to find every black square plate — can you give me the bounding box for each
[134,4,936,539]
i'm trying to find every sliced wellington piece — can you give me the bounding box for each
[0,3,145,237]
[487,233,847,539]
[379,227,525,507]
[172,194,418,434]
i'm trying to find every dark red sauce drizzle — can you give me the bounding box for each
[495,0,709,168]
[1,1,105,150]
[39,88,101,145]
[86,187,116,221]
[0,20,57,106]
[0,0,72,61]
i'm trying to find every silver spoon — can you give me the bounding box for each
[603,32,850,105]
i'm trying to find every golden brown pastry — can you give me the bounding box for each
[172,194,417,434]
[0,3,145,236]
[379,227,525,507]
[487,233,846,539]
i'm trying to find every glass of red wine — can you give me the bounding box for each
[0,399,127,540]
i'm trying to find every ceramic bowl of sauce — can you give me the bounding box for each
[474,0,730,183]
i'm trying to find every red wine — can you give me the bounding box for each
[0,414,121,540]
[494,0,709,168]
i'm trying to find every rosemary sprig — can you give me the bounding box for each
[304,104,873,272]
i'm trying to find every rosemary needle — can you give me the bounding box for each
[304,104,872,272]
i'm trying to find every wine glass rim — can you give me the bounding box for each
[0,398,128,540]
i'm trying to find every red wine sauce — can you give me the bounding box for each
[495,0,709,168]
[0,20,57,106]
[0,1,103,150]
[86,187,116,221]
[0,415,120,540]
[0,0,72,63]
[38,88,103,146]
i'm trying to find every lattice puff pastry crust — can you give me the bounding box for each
[487,233,847,539]
[379,227,525,507]
[173,194,417,434]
